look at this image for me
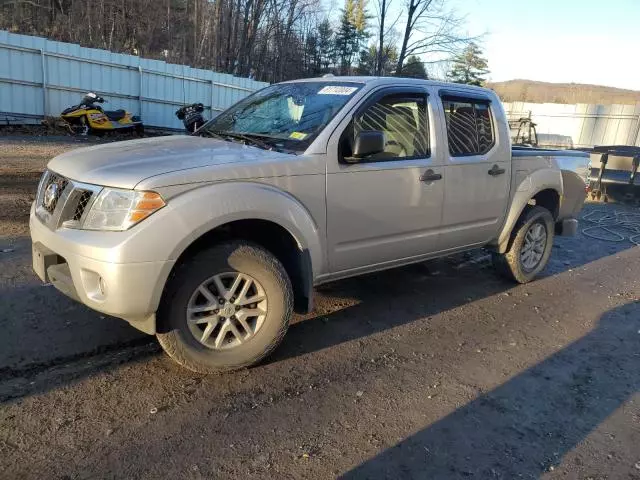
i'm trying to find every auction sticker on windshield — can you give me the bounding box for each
[318,86,358,95]
[289,132,308,140]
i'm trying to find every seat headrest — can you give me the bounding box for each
[385,106,416,131]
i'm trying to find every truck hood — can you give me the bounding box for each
[47,135,291,189]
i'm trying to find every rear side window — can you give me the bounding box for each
[442,97,495,156]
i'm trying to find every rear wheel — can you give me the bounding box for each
[492,206,554,283]
[157,242,293,373]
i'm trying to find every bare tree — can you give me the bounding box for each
[374,0,388,75]
[0,0,476,82]
[395,0,472,74]
[372,0,402,75]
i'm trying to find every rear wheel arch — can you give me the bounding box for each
[530,188,560,220]
[492,205,555,283]
[495,185,561,253]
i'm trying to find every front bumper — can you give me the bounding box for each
[30,205,174,334]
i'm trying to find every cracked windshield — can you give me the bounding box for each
[200,81,362,153]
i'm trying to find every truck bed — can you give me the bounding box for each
[512,146,590,180]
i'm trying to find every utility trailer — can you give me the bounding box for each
[588,145,640,202]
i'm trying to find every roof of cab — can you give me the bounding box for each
[282,75,493,95]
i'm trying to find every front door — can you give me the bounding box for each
[437,92,511,249]
[326,88,445,274]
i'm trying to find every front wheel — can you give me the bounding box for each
[157,242,293,373]
[492,206,555,283]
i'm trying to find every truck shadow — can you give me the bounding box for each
[269,256,512,365]
[270,236,635,367]
[340,301,640,479]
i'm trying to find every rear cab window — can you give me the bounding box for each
[441,94,495,156]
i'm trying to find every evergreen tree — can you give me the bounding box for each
[401,55,428,79]
[357,44,398,75]
[304,33,320,76]
[335,0,369,75]
[447,42,489,86]
[317,19,335,72]
[356,45,377,75]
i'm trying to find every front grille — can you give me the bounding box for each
[35,171,102,230]
[73,190,93,221]
[40,172,69,213]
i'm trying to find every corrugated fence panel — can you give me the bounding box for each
[5,28,637,145]
[0,31,45,119]
[0,31,268,128]
[504,101,640,148]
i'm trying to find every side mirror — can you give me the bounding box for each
[352,130,385,159]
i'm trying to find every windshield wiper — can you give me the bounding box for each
[197,130,225,140]
[212,131,275,151]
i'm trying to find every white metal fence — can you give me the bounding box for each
[0,31,268,130]
[503,101,640,149]
[2,30,639,145]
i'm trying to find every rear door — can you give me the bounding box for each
[437,91,511,250]
[325,87,445,274]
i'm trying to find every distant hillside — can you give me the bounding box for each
[488,80,640,105]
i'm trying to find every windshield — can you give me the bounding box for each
[199,81,362,153]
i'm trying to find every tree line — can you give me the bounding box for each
[0,0,489,84]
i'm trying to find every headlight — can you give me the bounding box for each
[83,188,165,231]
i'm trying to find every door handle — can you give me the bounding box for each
[488,164,506,176]
[420,170,442,182]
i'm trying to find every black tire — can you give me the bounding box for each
[492,205,555,284]
[156,242,293,373]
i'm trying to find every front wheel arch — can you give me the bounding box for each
[156,219,313,335]
[156,241,293,373]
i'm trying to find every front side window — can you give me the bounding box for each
[200,81,362,153]
[341,93,429,161]
[442,97,495,156]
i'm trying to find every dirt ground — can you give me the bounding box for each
[0,135,108,237]
[0,136,639,479]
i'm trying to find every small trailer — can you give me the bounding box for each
[588,145,640,202]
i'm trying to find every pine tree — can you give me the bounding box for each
[317,19,335,72]
[401,55,428,79]
[305,33,320,75]
[335,0,369,74]
[335,8,357,74]
[357,44,398,75]
[356,45,377,75]
[447,42,489,86]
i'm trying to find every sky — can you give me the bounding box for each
[448,0,639,90]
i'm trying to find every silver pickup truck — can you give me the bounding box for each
[30,77,588,373]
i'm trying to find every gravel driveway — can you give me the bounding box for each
[0,136,638,479]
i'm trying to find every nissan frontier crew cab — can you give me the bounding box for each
[30,77,588,373]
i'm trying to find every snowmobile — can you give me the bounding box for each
[60,92,143,136]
